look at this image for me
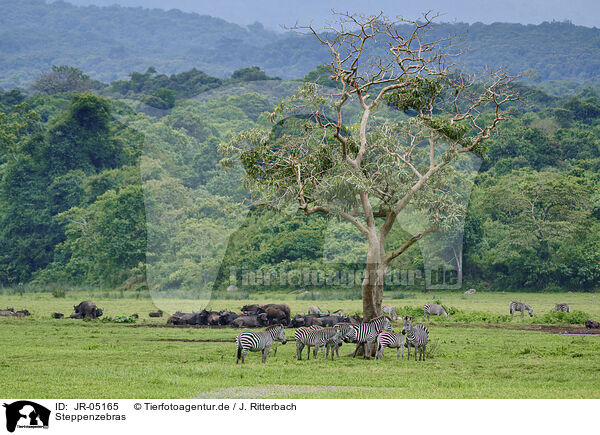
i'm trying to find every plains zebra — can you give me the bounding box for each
[553,303,570,313]
[296,327,343,360]
[351,316,393,359]
[294,325,324,360]
[382,305,398,320]
[401,316,429,361]
[326,323,358,358]
[509,301,533,318]
[424,304,449,319]
[235,324,287,364]
[375,331,406,360]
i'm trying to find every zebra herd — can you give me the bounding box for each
[235,300,574,363]
[236,313,430,364]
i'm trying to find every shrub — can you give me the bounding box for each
[51,289,66,298]
[102,315,137,324]
[538,310,590,325]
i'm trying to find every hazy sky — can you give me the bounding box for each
[63,0,599,30]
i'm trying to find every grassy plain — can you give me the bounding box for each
[0,291,599,399]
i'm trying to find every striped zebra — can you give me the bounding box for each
[509,301,533,318]
[401,316,429,361]
[375,331,406,360]
[424,303,449,319]
[553,303,570,313]
[294,325,324,360]
[351,316,393,359]
[296,327,343,360]
[235,324,287,364]
[326,323,358,358]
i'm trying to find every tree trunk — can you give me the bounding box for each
[361,237,387,321]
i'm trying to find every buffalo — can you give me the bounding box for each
[149,310,163,318]
[231,314,269,328]
[585,319,600,329]
[240,304,290,325]
[53,312,64,319]
[72,301,103,319]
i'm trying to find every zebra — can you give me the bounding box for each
[424,303,449,319]
[553,303,570,313]
[509,301,533,318]
[350,316,393,359]
[326,322,358,358]
[294,325,324,360]
[296,327,343,360]
[382,305,398,320]
[235,324,287,364]
[401,316,429,361]
[375,331,406,360]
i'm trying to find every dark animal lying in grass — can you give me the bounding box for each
[585,319,600,329]
[0,309,15,317]
[240,304,291,325]
[218,310,239,325]
[72,301,103,319]
[15,309,30,317]
[131,313,139,319]
[291,314,357,327]
[231,314,269,328]
[149,310,163,317]
[53,312,64,319]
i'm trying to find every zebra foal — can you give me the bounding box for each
[236,324,287,364]
[401,316,429,361]
[509,301,533,318]
[375,331,406,360]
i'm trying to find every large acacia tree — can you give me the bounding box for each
[221,13,518,320]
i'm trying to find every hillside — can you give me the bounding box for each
[1,0,600,88]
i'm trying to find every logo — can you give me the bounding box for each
[3,401,50,433]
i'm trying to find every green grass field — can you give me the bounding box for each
[0,291,599,398]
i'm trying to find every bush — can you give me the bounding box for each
[102,315,137,324]
[51,289,66,298]
[538,310,590,325]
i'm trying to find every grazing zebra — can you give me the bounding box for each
[424,303,449,319]
[382,305,398,320]
[351,316,393,359]
[236,324,287,364]
[294,325,324,360]
[375,331,406,360]
[553,303,570,313]
[509,301,533,318]
[296,327,343,360]
[401,316,429,361]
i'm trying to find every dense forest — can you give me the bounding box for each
[2,0,600,89]
[0,58,599,294]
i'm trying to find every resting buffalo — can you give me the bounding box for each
[15,309,30,317]
[149,310,163,317]
[231,314,269,328]
[240,304,291,325]
[72,301,103,319]
[218,310,239,325]
[53,312,64,319]
[585,319,600,329]
[0,310,15,317]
